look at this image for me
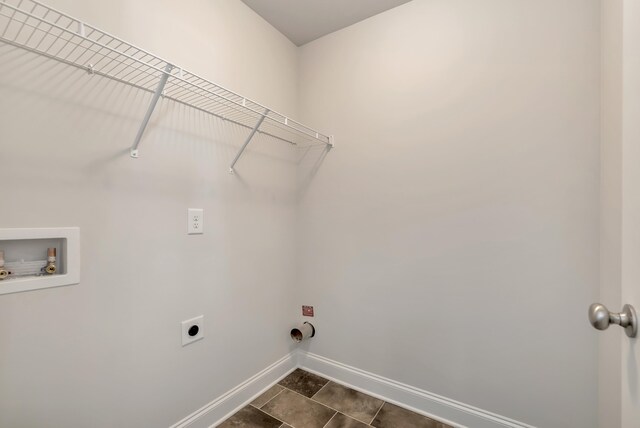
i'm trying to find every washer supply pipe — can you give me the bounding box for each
[44,248,56,274]
[0,251,7,280]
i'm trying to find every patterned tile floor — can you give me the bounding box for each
[219,369,453,428]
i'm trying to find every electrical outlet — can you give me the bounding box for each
[187,208,204,235]
[182,315,204,346]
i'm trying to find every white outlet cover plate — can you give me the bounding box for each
[187,208,204,235]
[182,315,204,346]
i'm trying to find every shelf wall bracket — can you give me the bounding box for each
[130,63,174,158]
[229,108,270,174]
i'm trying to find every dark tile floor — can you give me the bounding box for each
[218,369,453,428]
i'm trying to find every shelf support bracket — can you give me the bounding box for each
[229,109,270,173]
[130,63,174,158]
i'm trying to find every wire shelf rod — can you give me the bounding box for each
[130,63,173,158]
[0,0,333,154]
[0,37,296,147]
[229,109,269,174]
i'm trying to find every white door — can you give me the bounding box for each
[620,0,640,425]
[600,1,639,427]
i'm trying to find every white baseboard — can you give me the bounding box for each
[170,350,535,428]
[297,351,535,428]
[169,352,297,428]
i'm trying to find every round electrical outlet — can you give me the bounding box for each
[182,315,204,346]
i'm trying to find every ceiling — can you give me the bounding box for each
[241,0,413,46]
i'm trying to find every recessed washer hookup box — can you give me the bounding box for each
[0,228,80,295]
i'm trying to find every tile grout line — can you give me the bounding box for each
[310,379,332,400]
[312,379,380,426]
[246,388,288,428]
[281,385,346,417]
[300,370,454,427]
[320,411,339,428]
[305,370,449,427]
[226,403,287,428]
[369,401,386,426]
[255,389,288,427]
[253,387,286,410]
[260,408,286,427]
[267,372,382,427]
[281,383,378,426]
[259,383,339,428]
[230,371,443,428]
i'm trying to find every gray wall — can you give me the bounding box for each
[599,0,622,426]
[0,1,300,427]
[0,0,606,427]
[296,1,601,427]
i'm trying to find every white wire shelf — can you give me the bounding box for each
[0,0,333,171]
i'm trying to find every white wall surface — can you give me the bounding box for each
[0,1,609,427]
[0,1,300,427]
[296,1,601,427]
[599,1,623,426]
